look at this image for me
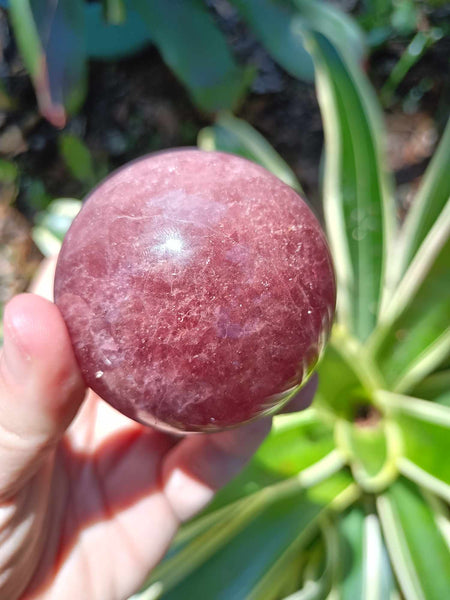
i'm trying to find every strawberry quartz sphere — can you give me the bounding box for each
[55,150,336,432]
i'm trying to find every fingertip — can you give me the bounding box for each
[2,293,85,429]
[0,293,86,499]
[5,293,73,364]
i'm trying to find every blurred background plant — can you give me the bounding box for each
[0,0,449,597]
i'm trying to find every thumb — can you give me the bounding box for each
[0,293,85,501]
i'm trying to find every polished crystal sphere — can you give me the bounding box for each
[55,150,335,432]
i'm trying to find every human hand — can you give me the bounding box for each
[0,258,317,600]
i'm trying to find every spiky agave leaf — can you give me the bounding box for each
[130,5,450,599]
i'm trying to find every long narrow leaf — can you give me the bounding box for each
[230,0,315,82]
[378,478,450,600]
[203,409,342,516]
[85,1,151,60]
[10,0,87,127]
[198,112,302,191]
[410,370,450,404]
[371,202,450,391]
[264,521,338,600]
[305,32,395,341]
[383,117,450,304]
[257,410,336,477]
[130,0,252,112]
[376,390,450,501]
[377,390,450,428]
[315,330,382,420]
[292,0,366,67]
[337,508,396,600]
[231,0,366,84]
[335,418,400,492]
[142,472,356,600]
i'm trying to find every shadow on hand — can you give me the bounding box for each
[26,425,179,597]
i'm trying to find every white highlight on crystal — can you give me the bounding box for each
[162,236,183,253]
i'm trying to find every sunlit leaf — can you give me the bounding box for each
[377,390,450,501]
[255,522,338,600]
[198,112,302,191]
[257,409,336,478]
[336,508,396,600]
[10,0,87,127]
[131,0,253,112]
[305,31,395,342]
[141,472,356,600]
[410,370,450,405]
[371,202,450,392]
[315,331,382,420]
[203,410,342,516]
[383,117,450,304]
[335,418,400,492]
[378,478,450,600]
[291,0,366,66]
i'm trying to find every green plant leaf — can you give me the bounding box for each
[32,198,82,255]
[102,0,125,24]
[203,409,342,516]
[370,202,450,392]
[291,0,366,66]
[141,472,357,600]
[198,112,302,192]
[0,78,16,110]
[0,159,19,184]
[255,520,338,600]
[377,478,450,600]
[390,0,418,35]
[315,330,382,420]
[59,133,96,186]
[380,29,442,106]
[85,1,151,60]
[130,0,253,113]
[229,0,366,84]
[9,0,87,127]
[230,0,314,82]
[410,370,450,404]
[305,31,395,342]
[377,390,450,501]
[257,409,339,478]
[336,508,397,600]
[335,418,400,492]
[383,118,450,304]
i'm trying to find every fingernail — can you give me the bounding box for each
[3,315,32,381]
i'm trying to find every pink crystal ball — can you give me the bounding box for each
[55,150,336,432]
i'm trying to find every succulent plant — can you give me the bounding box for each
[30,22,450,600]
[128,31,450,600]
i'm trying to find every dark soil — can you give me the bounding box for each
[0,3,449,307]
